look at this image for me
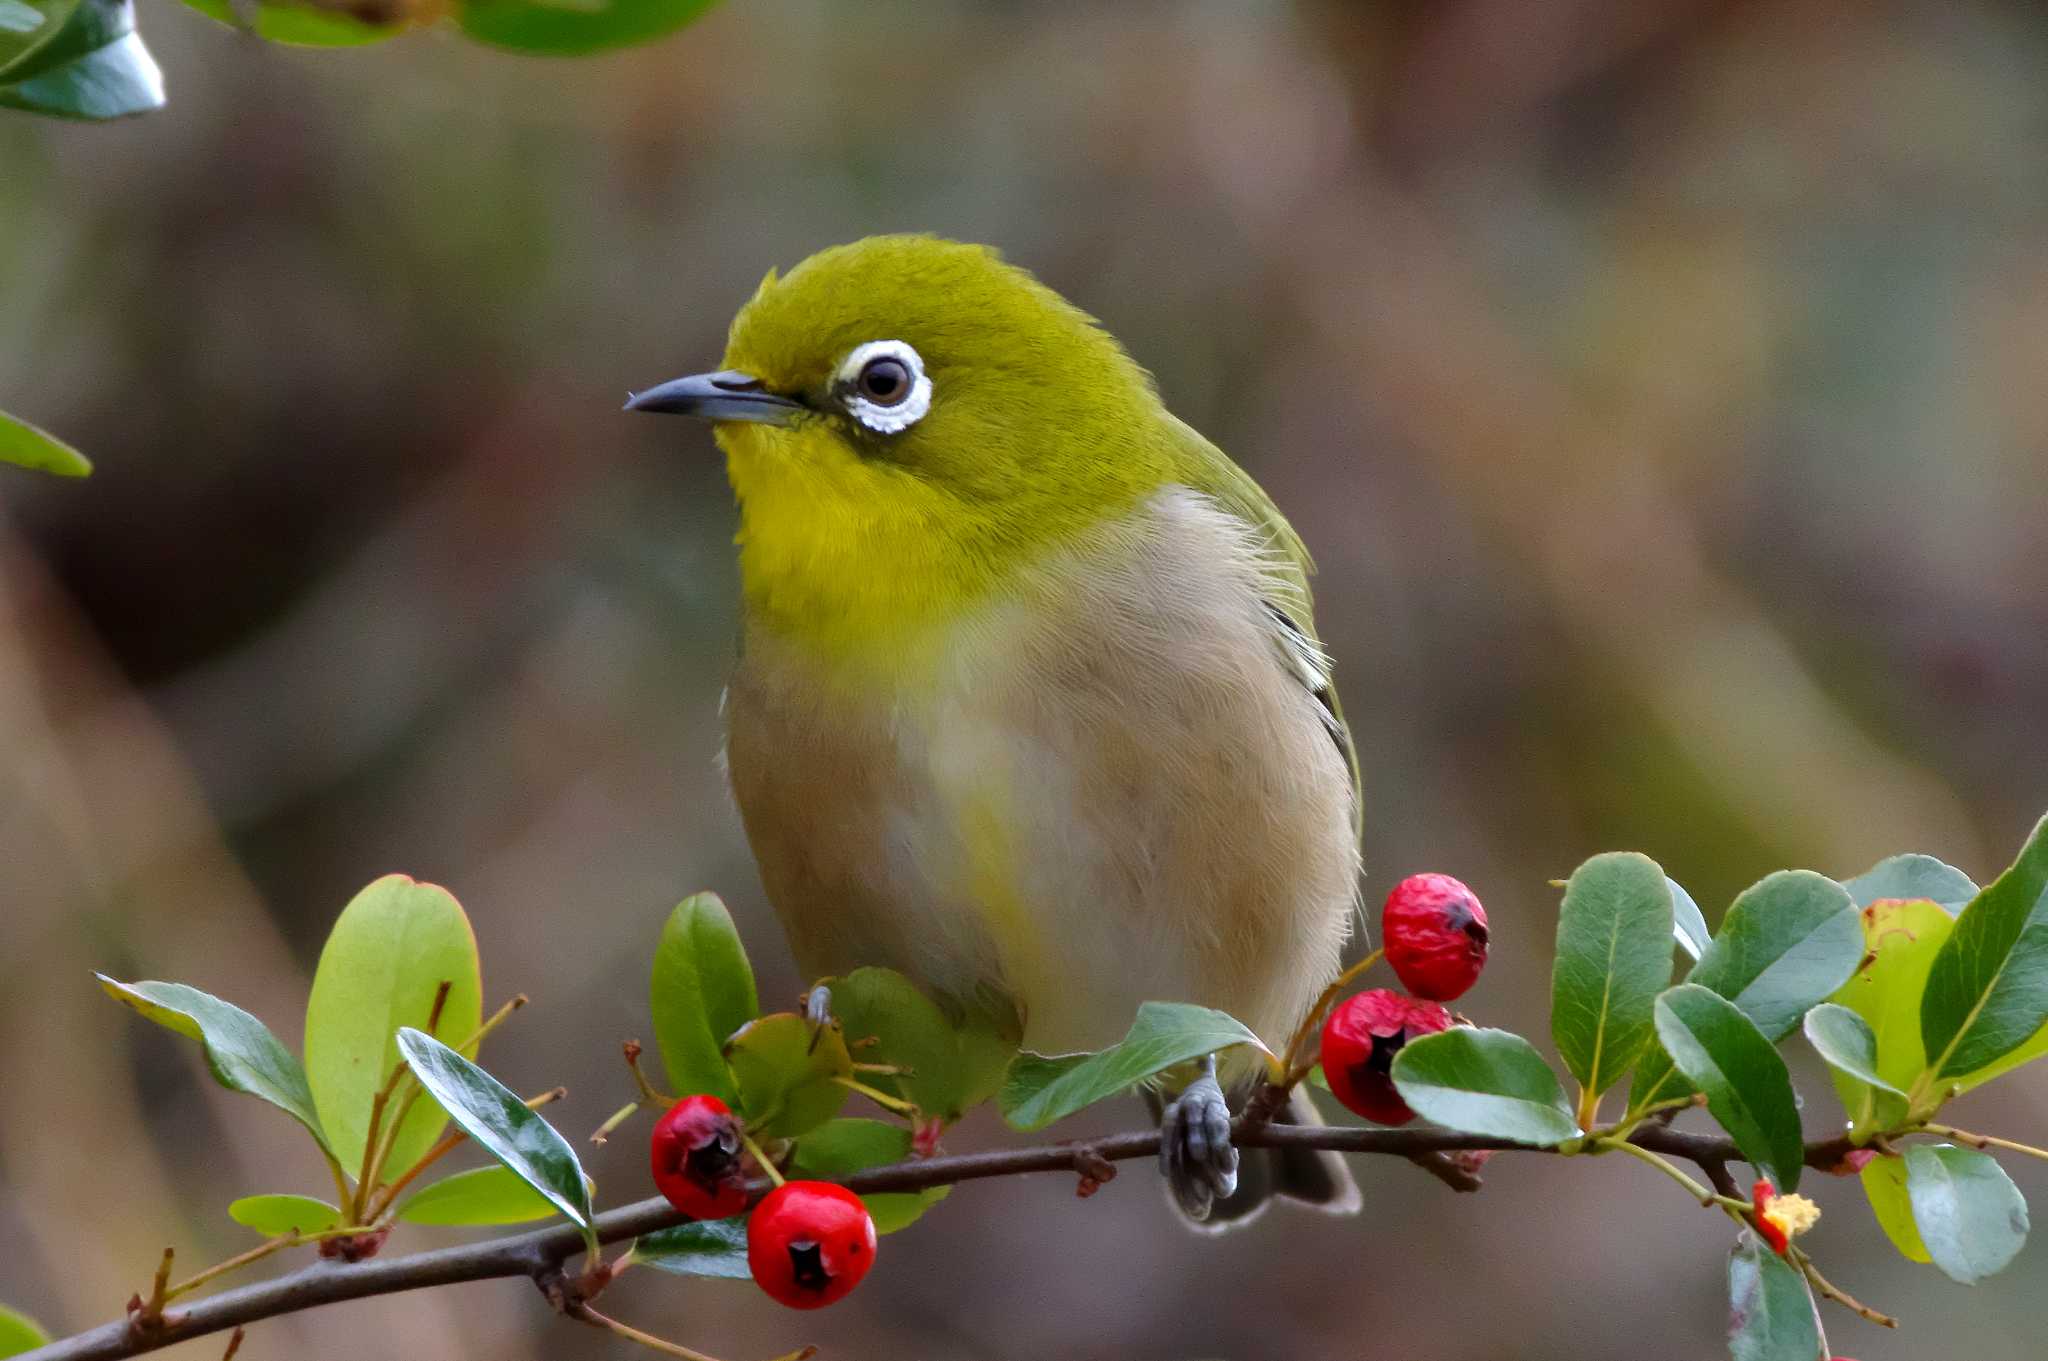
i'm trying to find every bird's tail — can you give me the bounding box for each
[1147,1086,1361,1233]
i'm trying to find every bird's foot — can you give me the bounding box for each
[1159,1054,1238,1221]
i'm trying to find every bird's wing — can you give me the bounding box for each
[1164,415,1364,851]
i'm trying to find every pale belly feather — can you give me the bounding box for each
[724,487,1358,1058]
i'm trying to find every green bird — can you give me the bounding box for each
[628,235,1361,1226]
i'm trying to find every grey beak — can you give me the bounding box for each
[623,370,804,425]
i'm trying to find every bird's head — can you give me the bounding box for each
[628,236,1178,670]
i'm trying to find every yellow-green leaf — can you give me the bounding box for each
[397,1165,567,1226]
[1825,897,1953,1138]
[790,1118,947,1233]
[826,968,1020,1124]
[0,1304,50,1358]
[305,876,483,1178]
[725,1012,852,1139]
[0,407,90,475]
[228,1194,341,1236]
[1860,1153,1930,1263]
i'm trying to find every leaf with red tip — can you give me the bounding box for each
[1727,1232,1821,1361]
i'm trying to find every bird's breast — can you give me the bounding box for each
[724,487,1358,1055]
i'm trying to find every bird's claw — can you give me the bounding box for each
[1159,1054,1237,1221]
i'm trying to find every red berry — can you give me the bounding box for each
[1382,873,1489,1001]
[650,1095,748,1220]
[1318,989,1452,1124]
[747,1181,877,1309]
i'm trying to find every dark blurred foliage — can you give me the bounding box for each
[4,1,2048,1357]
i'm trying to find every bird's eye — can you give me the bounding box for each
[835,340,931,434]
[857,357,912,405]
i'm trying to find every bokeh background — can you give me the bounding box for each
[5,0,2048,1356]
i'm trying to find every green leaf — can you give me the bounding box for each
[457,0,715,56]
[227,1193,341,1236]
[1802,1003,1902,1097]
[1906,1142,2029,1284]
[1841,853,1977,912]
[790,1119,948,1233]
[397,1164,566,1225]
[863,1188,950,1235]
[1389,1027,1580,1145]
[1653,984,1804,1189]
[1860,1153,1930,1263]
[1825,897,1953,1137]
[1550,852,1673,1099]
[396,1028,591,1230]
[98,975,331,1155]
[1668,877,1710,961]
[305,875,483,1180]
[1921,813,2048,1080]
[633,1218,749,1279]
[997,1002,1270,1133]
[1629,872,1860,1120]
[1726,1232,1820,1361]
[175,0,399,45]
[789,1117,911,1176]
[650,892,757,1106]
[0,1304,50,1358]
[1688,870,1863,1042]
[724,1012,852,1139]
[0,0,159,119]
[0,0,70,70]
[0,407,89,475]
[827,968,1019,1124]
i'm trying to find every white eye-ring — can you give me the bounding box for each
[836,339,931,434]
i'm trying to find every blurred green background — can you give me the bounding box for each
[4,0,2047,1357]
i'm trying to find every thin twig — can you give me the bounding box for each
[20,1123,1859,1361]
[164,1238,297,1302]
[622,1040,673,1107]
[570,1302,816,1361]
[1596,1136,1713,1204]
[1919,1123,2048,1163]
[218,1328,244,1361]
[1794,1249,1899,1329]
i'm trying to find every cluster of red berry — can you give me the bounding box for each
[1320,873,1490,1125]
[649,1095,877,1309]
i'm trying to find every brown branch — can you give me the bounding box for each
[18,1123,1857,1361]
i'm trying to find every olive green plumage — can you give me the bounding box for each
[638,235,1362,1226]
